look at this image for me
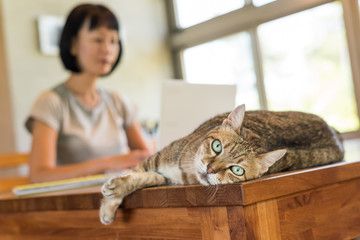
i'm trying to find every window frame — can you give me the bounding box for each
[166,0,360,139]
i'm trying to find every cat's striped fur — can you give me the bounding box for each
[100,104,344,225]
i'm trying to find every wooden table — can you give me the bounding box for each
[1,161,360,240]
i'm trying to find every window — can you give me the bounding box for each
[253,0,276,7]
[258,3,358,132]
[168,0,360,136]
[173,0,244,28]
[183,33,260,109]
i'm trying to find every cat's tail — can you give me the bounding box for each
[331,127,345,159]
[336,128,343,138]
[333,128,344,144]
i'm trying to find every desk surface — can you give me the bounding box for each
[1,161,360,213]
[1,161,360,240]
[1,137,359,211]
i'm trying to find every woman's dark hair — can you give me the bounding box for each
[59,4,122,75]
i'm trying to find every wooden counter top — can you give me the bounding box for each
[1,161,360,212]
[1,161,360,239]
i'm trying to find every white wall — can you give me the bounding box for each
[1,0,172,152]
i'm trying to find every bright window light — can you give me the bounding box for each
[253,0,276,7]
[174,0,245,28]
[183,33,260,109]
[258,3,359,132]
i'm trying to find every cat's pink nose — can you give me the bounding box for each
[207,165,215,174]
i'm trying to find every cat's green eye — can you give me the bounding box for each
[230,166,245,176]
[211,139,222,154]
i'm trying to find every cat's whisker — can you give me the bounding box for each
[202,184,219,204]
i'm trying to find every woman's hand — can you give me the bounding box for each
[29,121,154,183]
[126,123,155,154]
[110,150,152,170]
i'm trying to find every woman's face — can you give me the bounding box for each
[71,21,120,76]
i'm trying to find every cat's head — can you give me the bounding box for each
[194,104,286,185]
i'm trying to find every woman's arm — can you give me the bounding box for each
[29,120,149,183]
[126,123,154,153]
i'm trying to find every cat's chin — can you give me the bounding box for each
[196,172,211,185]
[197,172,220,185]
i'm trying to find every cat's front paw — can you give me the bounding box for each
[99,176,130,225]
[99,197,123,225]
[101,177,126,198]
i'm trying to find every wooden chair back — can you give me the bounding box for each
[0,153,29,192]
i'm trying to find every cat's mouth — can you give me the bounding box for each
[198,172,211,185]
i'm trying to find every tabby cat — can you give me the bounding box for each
[100,104,344,225]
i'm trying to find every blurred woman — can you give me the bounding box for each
[26,4,152,183]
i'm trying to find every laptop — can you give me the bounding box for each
[157,80,236,150]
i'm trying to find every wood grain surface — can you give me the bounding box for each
[277,177,360,239]
[1,161,360,239]
[0,207,244,240]
[2,161,359,212]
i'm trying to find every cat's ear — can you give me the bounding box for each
[221,104,245,133]
[257,149,287,175]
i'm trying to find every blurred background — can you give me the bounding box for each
[0,0,360,155]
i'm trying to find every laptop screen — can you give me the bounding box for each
[157,80,236,150]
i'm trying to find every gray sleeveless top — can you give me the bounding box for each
[25,83,137,166]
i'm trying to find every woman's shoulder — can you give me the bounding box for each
[36,83,66,100]
[26,83,67,132]
[31,83,71,113]
[50,82,70,101]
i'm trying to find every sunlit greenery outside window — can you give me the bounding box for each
[172,1,360,133]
